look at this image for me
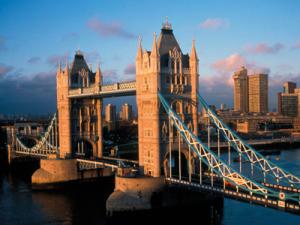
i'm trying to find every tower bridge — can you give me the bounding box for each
[7,21,300,215]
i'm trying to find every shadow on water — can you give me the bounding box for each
[0,159,225,225]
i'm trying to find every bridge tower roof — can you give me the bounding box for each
[70,50,91,75]
[157,18,182,57]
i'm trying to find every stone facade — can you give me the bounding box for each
[136,21,199,177]
[56,51,103,158]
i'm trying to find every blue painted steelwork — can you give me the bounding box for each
[198,93,300,189]
[158,92,299,203]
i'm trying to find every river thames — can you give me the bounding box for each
[1,148,300,225]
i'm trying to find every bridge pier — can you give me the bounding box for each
[31,159,113,189]
[106,175,224,216]
[106,176,165,215]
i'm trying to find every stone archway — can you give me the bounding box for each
[163,148,195,178]
[75,139,96,159]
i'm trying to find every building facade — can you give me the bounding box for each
[57,50,103,158]
[233,66,248,112]
[278,82,300,117]
[119,103,133,121]
[248,74,268,113]
[105,104,116,122]
[283,81,296,94]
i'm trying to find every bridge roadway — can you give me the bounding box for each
[166,177,300,215]
[207,137,300,149]
[76,156,138,171]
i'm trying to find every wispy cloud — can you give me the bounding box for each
[46,52,70,66]
[200,18,229,30]
[28,56,41,64]
[84,51,101,64]
[244,43,284,54]
[0,64,13,79]
[291,41,300,50]
[102,69,119,83]
[86,18,136,39]
[123,63,135,75]
[62,32,79,41]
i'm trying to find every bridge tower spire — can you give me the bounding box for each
[136,36,143,75]
[150,32,160,72]
[56,60,72,158]
[95,63,102,89]
[189,39,199,136]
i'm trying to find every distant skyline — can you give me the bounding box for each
[1,0,300,114]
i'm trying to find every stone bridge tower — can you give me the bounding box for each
[56,50,103,159]
[136,21,199,177]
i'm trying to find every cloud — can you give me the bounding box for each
[201,53,271,107]
[0,71,56,114]
[244,43,284,54]
[212,53,246,75]
[211,53,270,76]
[28,56,41,64]
[62,32,79,41]
[84,51,101,64]
[46,52,69,66]
[102,69,119,83]
[123,63,135,75]
[200,18,229,30]
[291,41,300,50]
[0,64,13,79]
[86,18,136,39]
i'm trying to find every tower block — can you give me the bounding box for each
[136,21,199,177]
[57,63,72,158]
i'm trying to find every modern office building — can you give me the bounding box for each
[233,66,248,112]
[248,73,268,113]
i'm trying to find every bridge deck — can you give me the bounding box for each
[166,177,300,215]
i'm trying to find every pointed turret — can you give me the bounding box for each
[95,63,102,85]
[57,62,62,75]
[136,36,143,75]
[136,36,143,60]
[151,32,159,58]
[151,32,160,72]
[64,61,69,75]
[190,39,198,61]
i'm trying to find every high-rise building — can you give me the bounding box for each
[119,103,133,121]
[280,94,298,116]
[233,66,248,112]
[248,74,268,113]
[105,104,116,122]
[278,83,300,117]
[283,81,296,94]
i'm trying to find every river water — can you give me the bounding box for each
[1,149,300,225]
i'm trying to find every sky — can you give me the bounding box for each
[0,0,300,114]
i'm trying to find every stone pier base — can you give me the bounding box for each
[32,159,113,189]
[106,176,165,215]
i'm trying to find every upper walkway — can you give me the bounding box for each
[68,81,136,98]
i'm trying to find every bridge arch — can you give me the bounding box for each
[75,138,96,158]
[163,147,195,178]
